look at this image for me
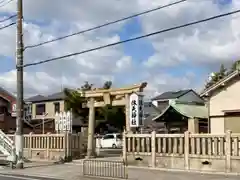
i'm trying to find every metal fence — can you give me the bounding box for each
[83,159,128,179]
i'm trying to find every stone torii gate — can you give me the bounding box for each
[78,82,147,158]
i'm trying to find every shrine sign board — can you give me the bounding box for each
[129,93,144,127]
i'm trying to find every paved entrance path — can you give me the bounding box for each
[0,161,238,180]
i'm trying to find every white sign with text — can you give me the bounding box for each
[129,93,144,127]
[55,111,72,133]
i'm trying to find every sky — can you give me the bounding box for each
[0,0,239,99]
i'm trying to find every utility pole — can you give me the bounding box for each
[16,0,24,169]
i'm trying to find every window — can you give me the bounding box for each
[54,102,60,113]
[35,104,45,115]
[103,134,114,139]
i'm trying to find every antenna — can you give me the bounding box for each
[61,70,64,91]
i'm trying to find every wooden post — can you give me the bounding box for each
[188,118,199,133]
[151,131,156,167]
[122,130,127,164]
[225,130,232,173]
[184,131,190,170]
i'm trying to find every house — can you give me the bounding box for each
[151,89,205,111]
[25,92,65,120]
[142,102,165,133]
[200,69,240,134]
[142,89,207,134]
[25,91,83,133]
[0,87,16,133]
[152,100,208,133]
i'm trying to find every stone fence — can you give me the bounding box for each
[8,132,87,161]
[123,131,240,173]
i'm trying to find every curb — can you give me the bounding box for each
[127,165,240,176]
[65,162,240,176]
[0,172,65,179]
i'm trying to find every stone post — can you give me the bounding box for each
[86,98,95,158]
[122,130,127,164]
[225,130,232,173]
[184,131,190,170]
[125,94,130,132]
[151,131,156,167]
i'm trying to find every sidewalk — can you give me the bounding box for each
[0,162,82,180]
[0,161,239,180]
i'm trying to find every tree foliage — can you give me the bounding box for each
[64,80,125,132]
[205,62,234,89]
[102,81,112,89]
[64,88,88,118]
[230,60,240,73]
[81,81,93,91]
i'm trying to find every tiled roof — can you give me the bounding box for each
[143,102,162,127]
[25,95,46,102]
[151,89,191,101]
[153,100,208,121]
[25,91,65,103]
[0,87,16,102]
[46,92,65,101]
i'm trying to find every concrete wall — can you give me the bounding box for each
[209,77,240,116]
[23,148,65,161]
[127,154,240,173]
[210,117,225,134]
[225,116,240,133]
[31,100,65,119]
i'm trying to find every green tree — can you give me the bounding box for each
[102,81,112,89]
[218,64,226,79]
[64,88,88,118]
[230,60,240,73]
[64,81,125,132]
[81,81,93,90]
[205,64,226,89]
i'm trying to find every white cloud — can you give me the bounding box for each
[0,0,240,99]
[142,0,240,68]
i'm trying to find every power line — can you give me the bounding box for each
[23,9,240,68]
[24,0,187,50]
[0,14,16,23]
[0,21,16,30]
[0,0,14,8]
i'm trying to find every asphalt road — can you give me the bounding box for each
[0,174,60,180]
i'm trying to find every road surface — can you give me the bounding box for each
[0,174,60,180]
